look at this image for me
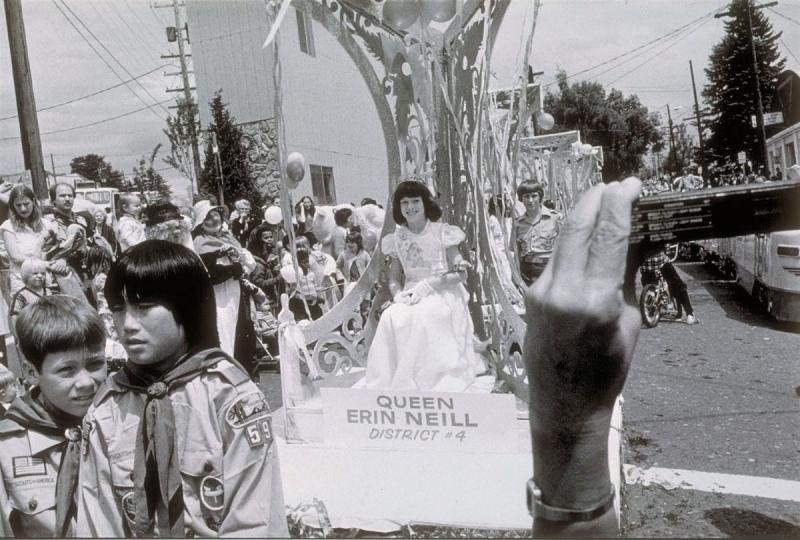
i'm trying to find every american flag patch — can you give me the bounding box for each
[12,456,48,477]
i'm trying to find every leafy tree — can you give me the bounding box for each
[131,144,172,201]
[544,71,662,179]
[703,0,785,167]
[199,91,260,206]
[163,96,199,190]
[663,123,696,175]
[70,154,125,189]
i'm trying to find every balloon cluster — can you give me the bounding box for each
[382,0,457,30]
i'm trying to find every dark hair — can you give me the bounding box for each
[16,295,106,371]
[295,196,316,217]
[302,231,318,247]
[516,181,544,201]
[296,247,310,267]
[360,197,378,206]
[8,184,43,232]
[334,207,353,227]
[49,182,75,201]
[105,240,219,351]
[392,180,442,225]
[247,223,275,254]
[345,231,363,252]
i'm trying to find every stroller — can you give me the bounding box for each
[244,279,280,373]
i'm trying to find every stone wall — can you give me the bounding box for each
[239,118,281,201]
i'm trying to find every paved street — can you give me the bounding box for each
[622,261,800,537]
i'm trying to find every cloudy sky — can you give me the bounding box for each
[2,0,799,195]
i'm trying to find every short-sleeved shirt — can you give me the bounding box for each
[515,208,561,260]
[0,220,54,292]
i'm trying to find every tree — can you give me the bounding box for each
[544,71,662,180]
[663,123,696,174]
[163,96,199,191]
[70,154,125,189]
[199,91,260,206]
[703,0,785,167]
[131,144,172,201]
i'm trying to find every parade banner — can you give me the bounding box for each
[321,388,518,453]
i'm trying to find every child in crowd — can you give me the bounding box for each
[77,240,288,537]
[336,230,371,286]
[0,295,108,537]
[116,193,146,252]
[9,259,49,330]
[0,364,20,411]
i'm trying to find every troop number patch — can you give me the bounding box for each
[225,392,270,429]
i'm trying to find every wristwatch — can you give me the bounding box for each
[526,479,615,522]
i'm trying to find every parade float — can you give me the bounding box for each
[263,0,617,531]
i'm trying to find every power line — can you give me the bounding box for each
[49,0,167,121]
[544,7,725,87]
[605,15,714,86]
[0,100,172,141]
[0,65,169,122]
[779,37,800,66]
[55,0,171,118]
[766,7,800,28]
[84,0,152,75]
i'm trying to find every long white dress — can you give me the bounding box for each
[365,221,484,391]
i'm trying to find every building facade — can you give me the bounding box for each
[186,0,390,206]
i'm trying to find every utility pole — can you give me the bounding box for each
[4,0,48,200]
[666,104,676,174]
[172,0,202,195]
[689,60,707,185]
[50,153,57,181]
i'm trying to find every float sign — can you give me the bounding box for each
[321,388,518,453]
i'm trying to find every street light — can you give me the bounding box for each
[715,1,778,167]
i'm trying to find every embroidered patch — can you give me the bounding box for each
[225,392,270,429]
[120,490,137,526]
[200,476,224,511]
[12,456,47,477]
[243,418,273,449]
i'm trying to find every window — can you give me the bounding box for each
[786,142,797,167]
[296,8,315,57]
[310,165,335,204]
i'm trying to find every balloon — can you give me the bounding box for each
[264,205,283,225]
[383,0,420,30]
[279,265,297,284]
[536,111,555,131]
[421,0,456,22]
[286,152,305,186]
[581,143,594,156]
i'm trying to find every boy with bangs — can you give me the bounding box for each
[0,295,107,537]
[76,239,288,537]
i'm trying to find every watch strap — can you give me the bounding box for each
[526,479,615,522]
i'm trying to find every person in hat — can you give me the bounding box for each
[116,193,146,252]
[192,201,258,374]
[145,201,195,251]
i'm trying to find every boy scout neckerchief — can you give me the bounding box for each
[114,348,245,538]
[4,389,83,538]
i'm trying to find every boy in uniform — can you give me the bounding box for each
[0,295,107,537]
[76,240,288,537]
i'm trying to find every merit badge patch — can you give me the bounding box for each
[225,392,270,429]
[120,490,137,526]
[12,456,47,477]
[200,476,225,511]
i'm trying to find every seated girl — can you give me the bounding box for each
[365,181,485,391]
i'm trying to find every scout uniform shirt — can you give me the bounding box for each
[76,355,289,537]
[515,206,561,262]
[0,416,63,536]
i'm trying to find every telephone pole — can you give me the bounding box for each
[689,60,706,184]
[172,0,202,194]
[156,0,201,195]
[4,0,48,200]
[666,104,676,173]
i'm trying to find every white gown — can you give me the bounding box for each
[365,222,484,391]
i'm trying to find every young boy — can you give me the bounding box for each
[0,295,107,537]
[77,240,288,537]
[116,193,146,252]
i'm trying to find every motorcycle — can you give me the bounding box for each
[639,268,679,328]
